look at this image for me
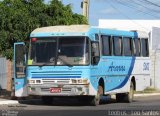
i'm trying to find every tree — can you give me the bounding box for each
[0,0,88,60]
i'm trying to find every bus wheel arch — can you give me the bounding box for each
[124,76,135,103]
[131,76,136,91]
[98,78,105,95]
[116,76,136,103]
[90,78,104,106]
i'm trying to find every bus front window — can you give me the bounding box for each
[29,38,57,65]
[57,37,89,66]
[28,37,89,66]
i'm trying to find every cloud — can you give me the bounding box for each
[99,8,117,14]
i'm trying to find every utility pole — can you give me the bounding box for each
[82,0,90,20]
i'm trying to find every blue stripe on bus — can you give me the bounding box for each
[32,76,81,79]
[32,74,81,76]
[108,57,136,91]
[31,71,82,73]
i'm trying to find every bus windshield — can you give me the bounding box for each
[28,36,90,66]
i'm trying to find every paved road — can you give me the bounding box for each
[1,95,160,116]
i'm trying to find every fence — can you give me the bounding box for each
[0,57,7,90]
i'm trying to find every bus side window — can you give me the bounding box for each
[123,37,132,56]
[134,38,141,56]
[113,36,122,56]
[141,38,149,57]
[101,35,112,56]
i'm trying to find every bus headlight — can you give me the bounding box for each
[28,80,35,84]
[82,79,88,84]
[71,79,88,84]
[36,80,41,84]
[71,79,77,84]
[78,79,82,83]
[28,79,42,84]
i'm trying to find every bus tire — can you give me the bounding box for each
[116,82,134,103]
[41,96,53,105]
[116,93,124,102]
[124,81,134,103]
[90,85,103,106]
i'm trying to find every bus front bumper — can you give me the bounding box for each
[27,84,89,96]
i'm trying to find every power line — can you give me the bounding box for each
[131,0,160,13]
[115,0,160,19]
[108,0,150,32]
[143,0,160,8]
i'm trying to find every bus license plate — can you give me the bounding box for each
[50,88,61,93]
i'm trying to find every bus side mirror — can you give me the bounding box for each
[92,56,100,65]
[91,42,100,65]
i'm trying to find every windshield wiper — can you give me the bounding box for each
[58,56,73,67]
[38,62,55,67]
[38,57,73,67]
[38,58,56,67]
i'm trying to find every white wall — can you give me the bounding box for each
[150,27,160,90]
[99,19,160,33]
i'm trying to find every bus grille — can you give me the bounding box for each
[42,79,70,84]
[31,71,82,84]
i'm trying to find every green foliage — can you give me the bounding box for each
[0,0,88,60]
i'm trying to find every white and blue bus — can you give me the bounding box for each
[13,25,150,105]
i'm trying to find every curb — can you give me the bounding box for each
[0,99,19,105]
[134,93,160,97]
[110,93,160,99]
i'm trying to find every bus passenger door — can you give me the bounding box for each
[13,42,28,97]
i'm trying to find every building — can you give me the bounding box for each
[99,19,160,33]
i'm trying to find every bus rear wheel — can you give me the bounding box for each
[124,81,134,103]
[116,82,134,103]
[90,85,103,106]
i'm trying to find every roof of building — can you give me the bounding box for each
[99,19,160,33]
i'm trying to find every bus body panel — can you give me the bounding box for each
[90,56,135,94]
[27,66,91,96]
[131,57,150,91]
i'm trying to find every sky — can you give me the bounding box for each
[45,0,160,26]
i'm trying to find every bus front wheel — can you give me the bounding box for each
[90,85,103,106]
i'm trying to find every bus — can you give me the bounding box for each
[13,25,150,105]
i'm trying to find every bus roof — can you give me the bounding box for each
[31,25,90,33]
[31,25,148,39]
